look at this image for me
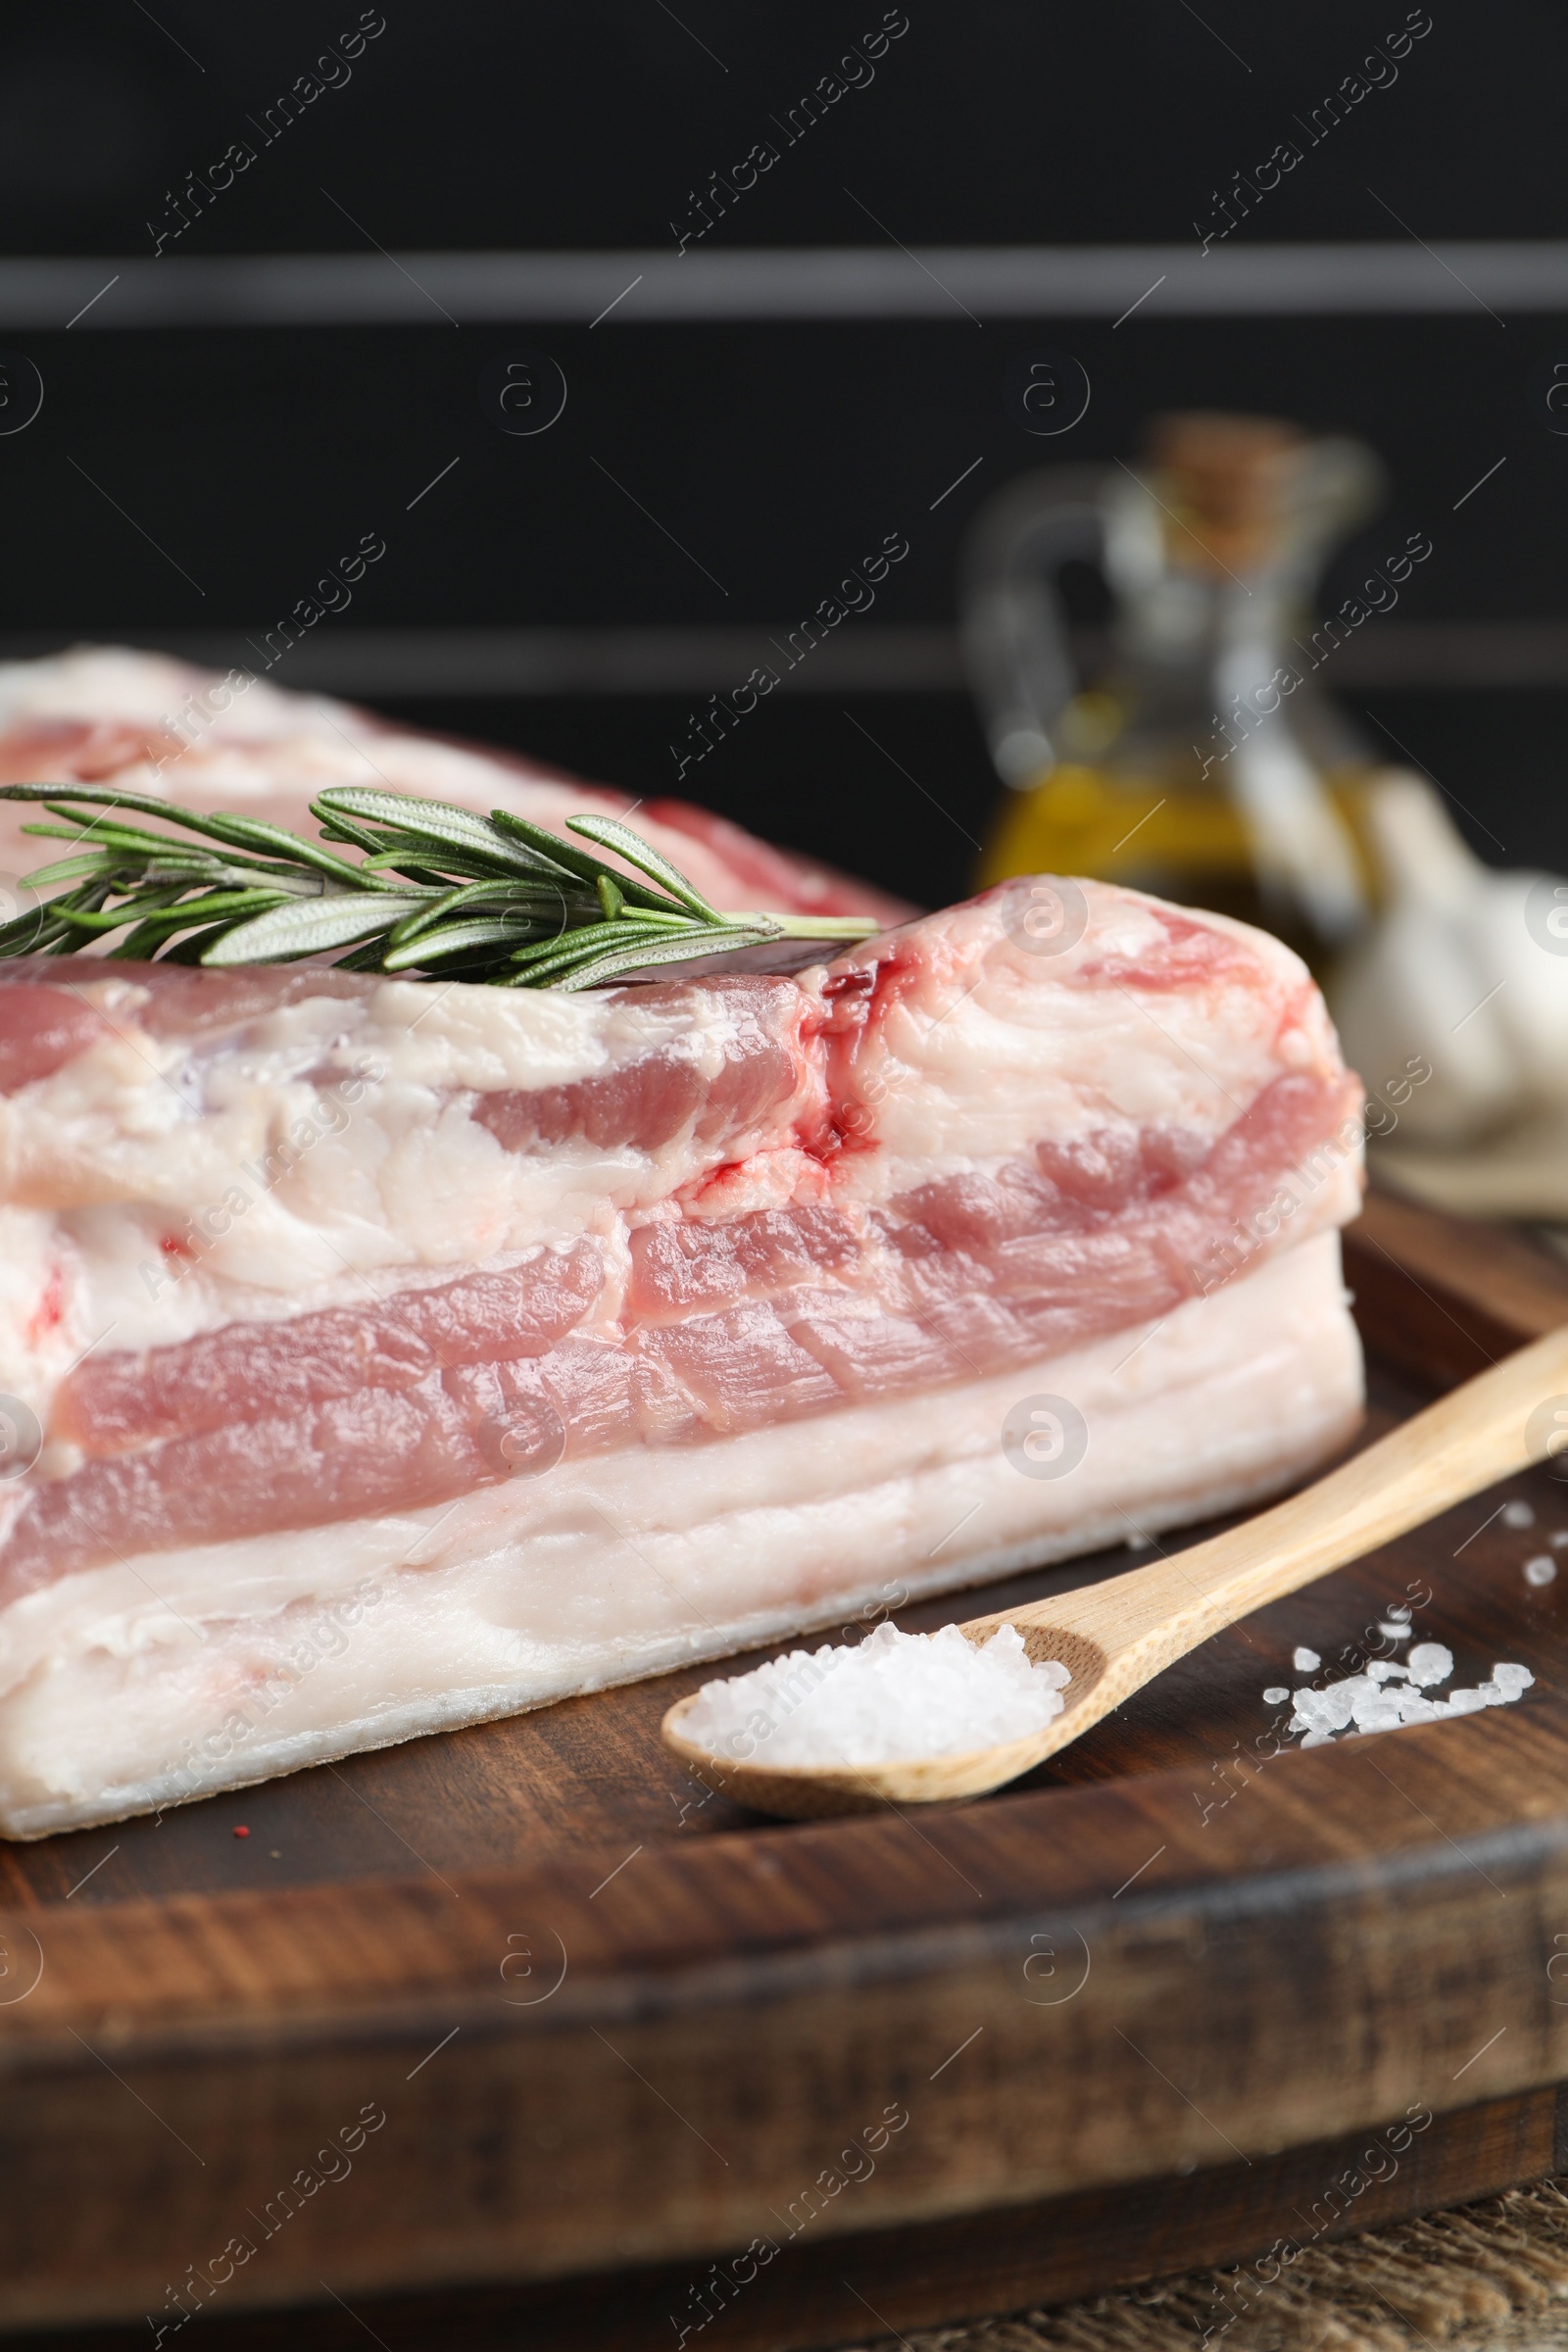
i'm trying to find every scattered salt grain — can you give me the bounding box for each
[1292,1645,1321,1673]
[1261,1686,1290,1704]
[1264,1624,1535,1748]
[1552,1532,1568,1548]
[1352,1695,1404,1732]
[679,1621,1070,1768]
[1525,1555,1558,1587]
[1293,1685,1355,1732]
[1269,1608,1542,1759]
[1502,1499,1537,1529]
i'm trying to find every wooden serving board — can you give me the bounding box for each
[7,1194,1568,2352]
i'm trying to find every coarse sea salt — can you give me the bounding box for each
[1502,1499,1537,1529]
[1525,1555,1558,1587]
[679,1621,1070,1768]
[1276,1635,1534,1748]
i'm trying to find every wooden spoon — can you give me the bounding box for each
[661,1322,1568,1819]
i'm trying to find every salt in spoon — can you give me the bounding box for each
[661,1322,1568,1818]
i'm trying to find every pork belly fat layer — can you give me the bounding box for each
[0,880,1363,1599]
[0,1233,1362,1837]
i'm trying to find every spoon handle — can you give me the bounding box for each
[968,1320,1568,1680]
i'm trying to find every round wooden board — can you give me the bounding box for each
[1,1194,1567,2349]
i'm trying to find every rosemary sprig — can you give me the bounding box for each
[0,783,879,988]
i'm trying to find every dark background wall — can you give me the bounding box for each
[0,1,1562,909]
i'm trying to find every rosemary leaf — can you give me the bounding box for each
[386,878,569,950]
[565,812,722,920]
[113,889,295,933]
[314,787,570,883]
[35,811,252,864]
[506,917,658,970]
[12,851,135,890]
[546,925,783,992]
[111,910,227,961]
[485,807,683,911]
[308,804,396,858]
[201,893,425,964]
[0,907,67,955]
[381,918,538,971]
[331,936,403,972]
[0,784,382,889]
[160,920,246,965]
[51,901,174,934]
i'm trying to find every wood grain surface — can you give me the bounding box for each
[7,2088,1562,2352]
[2,1195,1568,2346]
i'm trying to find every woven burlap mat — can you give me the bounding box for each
[843,2177,1568,2352]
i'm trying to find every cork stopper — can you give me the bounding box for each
[1144,412,1307,578]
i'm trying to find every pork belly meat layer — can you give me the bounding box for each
[0,873,1365,1832]
[0,1236,1359,1838]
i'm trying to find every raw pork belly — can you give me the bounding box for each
[0,879,1364,1834]
[0,644,909,931]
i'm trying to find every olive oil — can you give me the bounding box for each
[966,414,1387,968]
